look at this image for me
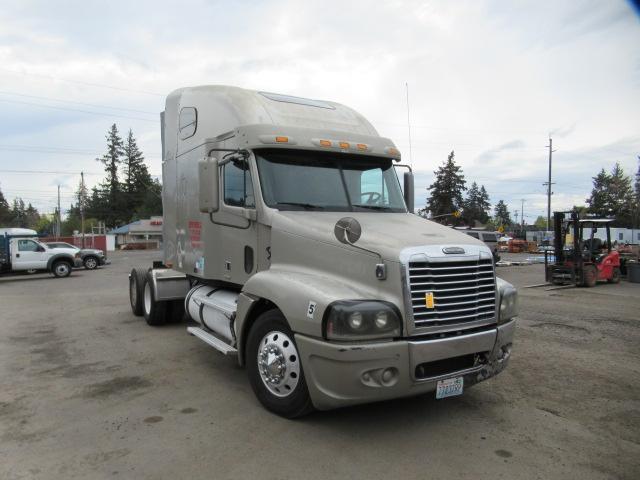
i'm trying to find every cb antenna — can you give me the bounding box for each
[405,82,413,167]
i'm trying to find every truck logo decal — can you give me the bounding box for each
[425,292,435,309]
[307,301,317,319]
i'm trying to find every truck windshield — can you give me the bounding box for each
[255,149,407,212]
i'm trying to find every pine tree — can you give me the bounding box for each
[123,129,152,201]
[586,168,612,217]
[586,163,634,226]
[494,200,512,228]
[462,182,491,226]
[96,124,125,227]
[426,150,466,223]
[0,186,11,224]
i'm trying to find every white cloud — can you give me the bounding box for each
[0,0,638,221]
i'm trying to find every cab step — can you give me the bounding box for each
[187,326,238,357]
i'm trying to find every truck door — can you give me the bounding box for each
[12,239,46,270]
[211,156,258,284]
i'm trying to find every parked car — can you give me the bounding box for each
[44,242,107,270]
[459,229,501,262]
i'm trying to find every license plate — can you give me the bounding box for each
[436,377,464,399]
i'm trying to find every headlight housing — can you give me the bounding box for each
[497,277,518,323]
[324,300,401,341]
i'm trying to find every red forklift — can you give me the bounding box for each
[547,211,621,287]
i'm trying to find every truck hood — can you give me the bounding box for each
[272,211,485,262]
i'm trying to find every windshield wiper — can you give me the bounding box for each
[274,202,325,211]
[352,204,391,211]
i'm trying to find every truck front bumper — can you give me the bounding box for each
[295,320,515,410]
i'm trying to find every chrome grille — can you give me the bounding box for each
[408,258,496,331]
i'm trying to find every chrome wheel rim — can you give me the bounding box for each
[257,330,300,398]
[144,282,152,314]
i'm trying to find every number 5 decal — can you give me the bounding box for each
[307,301,317,319]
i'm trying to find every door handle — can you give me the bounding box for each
[16,253,20,258]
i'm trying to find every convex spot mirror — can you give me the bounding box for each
[334,217,362,244]
[198,157,219,213]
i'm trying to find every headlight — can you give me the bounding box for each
[324,300,401,341]
[497,278,518,323]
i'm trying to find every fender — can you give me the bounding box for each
[235,267,374,365]
[46,253,75,271]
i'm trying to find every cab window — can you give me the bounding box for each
[224,160,255,208]
[179,107,197,140]
[18,240,39,252]
[465,231,480,239]
[359,168,389,205]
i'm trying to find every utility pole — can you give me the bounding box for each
[57,184,61,239]
[543,138,557,232]
[521,198,525,232]
[405,82,413,167]
[80,171,86,248]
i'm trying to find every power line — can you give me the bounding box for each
[0,98,159,123]
[0,90,158,115]
[0,68,165,97]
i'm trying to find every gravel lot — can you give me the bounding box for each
[1,250,639,479]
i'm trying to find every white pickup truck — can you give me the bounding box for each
[0,228,80,278]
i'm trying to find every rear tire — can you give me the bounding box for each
[608,267,621,284]
[52,260,72,278]
[246,309,314,418]
[143,271,167,326]
[129,268,146,316]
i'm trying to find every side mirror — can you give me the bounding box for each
[198,157,219,213]
[403,171,415,213]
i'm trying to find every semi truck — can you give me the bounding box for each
[128,86,518,417]
[0,228,80,277]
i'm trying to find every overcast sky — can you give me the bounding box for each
[0,0,639,224]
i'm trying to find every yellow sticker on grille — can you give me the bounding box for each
[425,292,435,309]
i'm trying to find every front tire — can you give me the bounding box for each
[143,271,167,326]
[83,256,99,270]
[246,310,314,418]
[608,267,621,284]
[52,260,72,278]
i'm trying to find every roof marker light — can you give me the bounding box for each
[275,136,289,143]
[320,139,332,147]
[339,142,350,149]
[356,143,368,151]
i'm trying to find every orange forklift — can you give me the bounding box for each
[547,211,621,287]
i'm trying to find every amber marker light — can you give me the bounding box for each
[356,143,368,151]
[339,141,350,149]
[319,139,332,147]
[275,136,289,143]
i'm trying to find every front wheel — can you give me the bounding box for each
[83,256,99,270]
[246,310,314,418]
[581,265,597,288]
[608,267,621,284]
[52,261,72,278]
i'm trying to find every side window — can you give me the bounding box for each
[224,161,255,208]
[18,240,38,252]
[618,232,623,241]
[481,233,497,242]
[466,231,480,239]
[360,168,388,205]
[179,107,197,140]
